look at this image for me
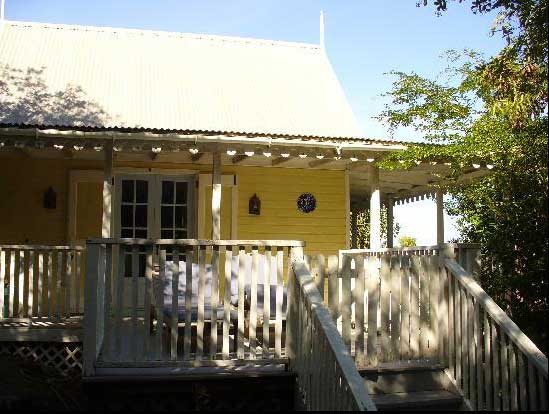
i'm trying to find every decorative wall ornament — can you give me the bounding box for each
[297,193,316,213]
[249,193,261,215]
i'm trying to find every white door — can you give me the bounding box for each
[115,174,196,309]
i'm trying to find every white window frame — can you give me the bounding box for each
[67,168,202,244]
[114,171,198,239]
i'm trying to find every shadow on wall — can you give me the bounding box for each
[0,64,111,127]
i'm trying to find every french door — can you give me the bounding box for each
[114,173,196,308]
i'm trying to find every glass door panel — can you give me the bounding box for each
[160,180,189,239]
[115,174,195,310]
[120,179,149,239]
[116,176,154,310]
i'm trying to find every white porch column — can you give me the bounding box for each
[436,188,444,244]
[101,141,113,238]
[386,196,394,248]
[212,152,222,240]
[369,165,381,250]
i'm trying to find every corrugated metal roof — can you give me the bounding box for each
[0,20,364,139]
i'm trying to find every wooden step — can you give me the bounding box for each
[360,363,451,395]
[371,390,463,411]
[359,361,445,375]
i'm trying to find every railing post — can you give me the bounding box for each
[438,244,454,367]
[439,243,456,261]
[287,246,303,364]
[83,242,101,377]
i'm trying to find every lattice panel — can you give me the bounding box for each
[0,341,82,377]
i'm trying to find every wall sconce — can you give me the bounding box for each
[248,193,261,215]
[43,186,57,209]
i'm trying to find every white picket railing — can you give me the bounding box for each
[306,244,546,411]
[287,255,377,411]
[339,243,480,276]
[83,238,303,376]
[0,245,84,320]
[445,259,548,411]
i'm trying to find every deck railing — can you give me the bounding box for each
[83,238,303,376]
[287,253,377,411]
[1,245,84,320]
[308,244,546,411]
[339,243,480,275]
[337,248,444,367]
[445,259,548,411]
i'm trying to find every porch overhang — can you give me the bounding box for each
[0,126,491,204]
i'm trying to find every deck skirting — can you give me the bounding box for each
[0,340,83,376]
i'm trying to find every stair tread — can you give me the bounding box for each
[371,390,462,408]
[359,361,445,375]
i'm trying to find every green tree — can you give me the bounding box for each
[377,1,548,351]
[398,235,418,247]
[353,206,400,249]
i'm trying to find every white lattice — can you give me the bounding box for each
[0,341,82,376]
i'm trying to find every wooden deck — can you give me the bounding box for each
[96,317,287,368]
[0,317,83,342]
[2,241,547,411]
[0,315,288,375]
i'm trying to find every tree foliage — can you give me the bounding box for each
[419,0,548,126]
[378,1,548,351]
[353,207,400,249]
[0,65,110,127]
[398,235,418,247]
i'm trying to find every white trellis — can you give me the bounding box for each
[0,341,82,376]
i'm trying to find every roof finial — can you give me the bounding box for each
[319,10,325,51]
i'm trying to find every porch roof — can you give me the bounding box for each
[0,20,491,205]
[0,126,490,205]
[0,19,365,140]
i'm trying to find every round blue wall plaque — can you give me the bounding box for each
[297,193,316,213]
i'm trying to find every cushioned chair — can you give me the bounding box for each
[151,256,287,335]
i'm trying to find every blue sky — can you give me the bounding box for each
[5,0,505,245]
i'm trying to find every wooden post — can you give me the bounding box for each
[212,152,222,240]
[83,242,100,377]
[436,189,444,245]
[102,141,114,238]
[386,197,394,248]
[345,167,351,249]
[287,245,304,362]
[368,165,381,250]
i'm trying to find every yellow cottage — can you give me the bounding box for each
[0,19,483,254]
[2,17,537,413]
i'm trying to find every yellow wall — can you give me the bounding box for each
[0,154,347,257]
[233,166,347,256]
[0,156,99,244]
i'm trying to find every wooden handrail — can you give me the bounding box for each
[339,245,440,254]
[289,259,377,411]
[0,244,85,251]
[445,259,548,377]
[340,243,480,255]
[87,238,305,247]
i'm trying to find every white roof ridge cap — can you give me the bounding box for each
[5,19,321,50]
